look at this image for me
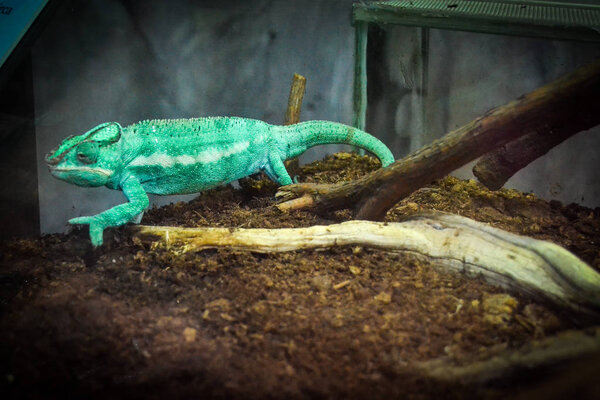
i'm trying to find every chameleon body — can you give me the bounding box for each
[46,117,394,246]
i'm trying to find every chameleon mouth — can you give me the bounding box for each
[49,166,112,177]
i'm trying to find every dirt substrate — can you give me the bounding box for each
[1,153,599,399]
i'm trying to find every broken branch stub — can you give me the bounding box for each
[284,73,307,175]
[284,73,307,125]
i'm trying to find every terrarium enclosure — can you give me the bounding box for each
[1,0,600,399]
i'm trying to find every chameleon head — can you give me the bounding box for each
[46,122,123,187]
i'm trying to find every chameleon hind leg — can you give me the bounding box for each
[264,152,293,186]
[69,176,149,246]
[131,211,145,224]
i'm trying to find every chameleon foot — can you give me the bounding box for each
[69,215,107,246]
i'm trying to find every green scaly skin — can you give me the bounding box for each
[46,117,394,246]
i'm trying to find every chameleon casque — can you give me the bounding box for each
[46,117,394,246]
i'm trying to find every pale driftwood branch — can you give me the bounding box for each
[416,326,600,384]
[130,212,600,316]
[276,59,600,219]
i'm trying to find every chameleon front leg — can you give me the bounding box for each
[69,176,149,246]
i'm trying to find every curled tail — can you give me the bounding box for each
[277,121,394,167]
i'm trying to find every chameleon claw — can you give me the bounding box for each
[88,223,105,247]
[69,216,106,246]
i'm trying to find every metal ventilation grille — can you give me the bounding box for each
[353,0,600,41]
[373,0,600,26]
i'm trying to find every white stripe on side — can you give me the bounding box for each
[129,141,250,168]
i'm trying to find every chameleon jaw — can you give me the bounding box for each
[48,166,113,187]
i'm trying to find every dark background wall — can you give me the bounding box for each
[0,56,39,239]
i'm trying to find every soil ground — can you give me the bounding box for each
[1,153,599,399]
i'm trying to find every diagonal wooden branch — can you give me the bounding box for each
[130,213,600,317]
[276,59,600,220]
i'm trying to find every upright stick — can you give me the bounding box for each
[284,73,306,125]
[283,73,306,175]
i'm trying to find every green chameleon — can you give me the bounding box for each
[46,117,394,246]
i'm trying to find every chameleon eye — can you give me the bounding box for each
[75,142,99,164]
